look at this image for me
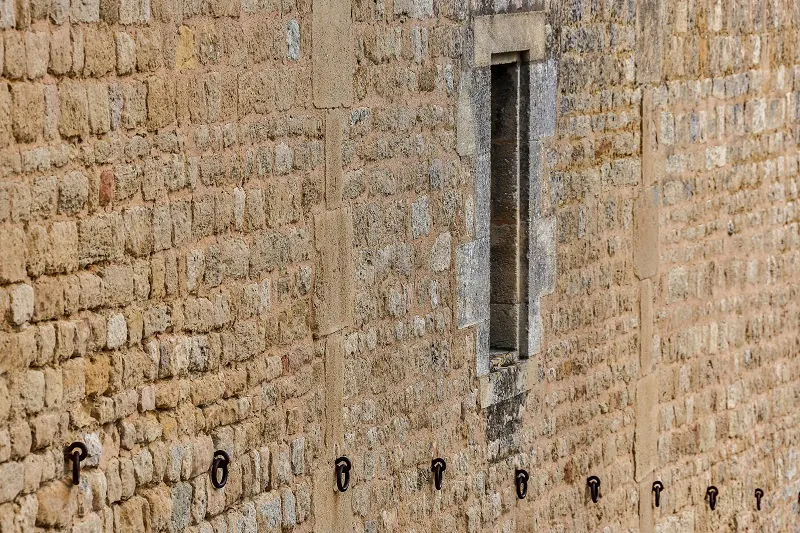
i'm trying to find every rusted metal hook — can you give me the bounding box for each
[335,456,352,492]
[66,442,88,485]
[652,480,664,508]
[587,476,601,503]
[515,469,529,499]
[755,488,763,511]
[431,458,446,490]
[706,486,719,511]
[211,450,230,489]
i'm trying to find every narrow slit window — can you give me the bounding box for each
[489,54,529,363]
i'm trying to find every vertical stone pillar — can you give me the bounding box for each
[311,2,355,528]
[635,88,661,533]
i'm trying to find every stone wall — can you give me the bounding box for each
[0,0,798,531]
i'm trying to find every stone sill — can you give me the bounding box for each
[479,359,536,409]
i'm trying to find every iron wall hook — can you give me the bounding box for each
[706,486,718,511]
[755,488,763,511]
[515,469,529,499]
[335,456,352,492]
[66,442,88,485]
[587,476,601,503]
[431,458,446,490]
[652,480,664,508]
[211,450,230,489]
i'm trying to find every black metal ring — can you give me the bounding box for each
[587,476,601,503]
[706,486,718,511]
[211,450,230,489]
[755,488,763,511]
[431,458,446,490]
[335,456,352,492]
[515,469,529,499]
[66,442,88,485]
[652,480,664,508]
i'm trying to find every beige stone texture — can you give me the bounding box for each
[312,208,353,336]
[473,12,546,67]
[324,109,344,209]
[633,186,659,280]
[0,2,796,532]
[312,0,353,108]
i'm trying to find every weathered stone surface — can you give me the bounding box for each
[473,12,546,67]
[35,481,76,527]
[528,60,557,140]
[636,0,663,83]
[0,462,23,503]
[312,0,353,108]
[456,238,489,329]
[312,208,353,336]
[324,109,344,208]
[634,373,657,482]
[633,186,659,280]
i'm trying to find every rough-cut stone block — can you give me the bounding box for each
[312,208,353,336]
[83,28,115,77]
[86,82,110,134]
[9,283,33,324]
[58,81,89,139]
[146,76,175,130]
[119,0,149,24]
[456,237,489,329]
[0,83,12,148]
[633,186,659,280]
[12,83,44,143]
[312,0,353,108]
[35,480,76,527]
[78,213,125,266]
[71,0,99,22]
[636,0,662,83]
[0,462,23,503]
[473,12,546,67]
[115,32,136,74]
[0,228,26,283]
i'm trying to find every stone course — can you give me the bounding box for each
[0,0,798,532]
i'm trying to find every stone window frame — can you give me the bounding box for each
[456,10,558,409]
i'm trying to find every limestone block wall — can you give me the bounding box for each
[0,0,798,531]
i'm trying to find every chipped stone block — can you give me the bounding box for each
[9,283,33,324]
[12,83,44,143]
[58,81,89,139]
[78,213,125,266]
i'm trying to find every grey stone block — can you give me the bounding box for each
[476,320,490,377]
[527,296,543,356]
[456,237,490,329]
[529,140,543,220]
[529,59,557,140]
[529,215,556,297]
